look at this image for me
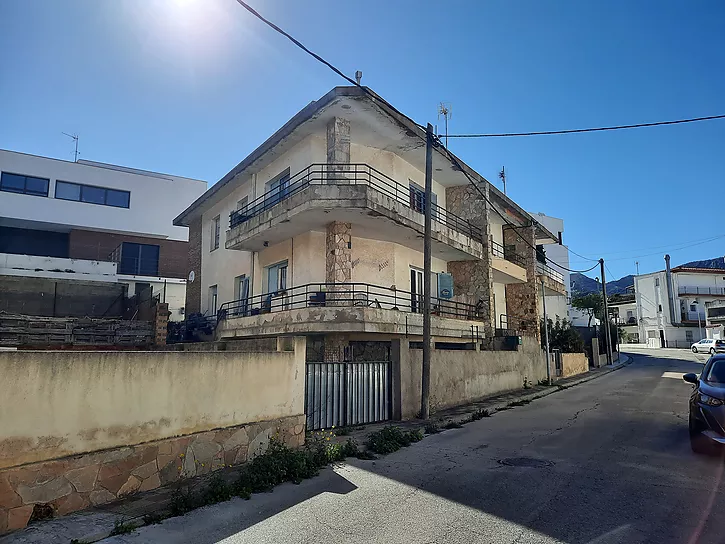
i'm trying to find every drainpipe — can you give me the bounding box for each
[665,254,676,326]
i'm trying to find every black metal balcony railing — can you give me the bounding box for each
[490,239,526,269]
[228,163,483,241]
[613,317,638,325]
[536,261,565,285]
[678,286,725,296]
[217,282,482,322]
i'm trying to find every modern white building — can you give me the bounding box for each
[0,149,207,320]
[633,255,722,347]
[530,213,570,323]
[174,86,568,357]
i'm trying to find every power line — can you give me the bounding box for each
[442,114,725,139]
[233,0,426,131]
[568,234,725,264]
[232,0,599,274]
[568,233,725,261]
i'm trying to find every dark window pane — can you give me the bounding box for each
[0,173,26,193]
[55,181,81,201]
[24,176,49,196]
[81,185,106,204]
[138,244,160,276]
[119,242,140,275]
[105,189,130,208]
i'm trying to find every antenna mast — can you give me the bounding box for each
[62,132,79,162]
[437,103,451,148]
[499,166,507,195]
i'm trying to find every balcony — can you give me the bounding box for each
[681,311,706,323]
[216,282,485,339]
[226,164,484,261]
[490,239,527,284]
[678,286,725,297]
[612,317,638,326]
[536,261,567,296]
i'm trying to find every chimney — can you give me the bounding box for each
[665,254,676,324]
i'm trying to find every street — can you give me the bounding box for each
[103,349,724,544]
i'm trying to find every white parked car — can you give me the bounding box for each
[691,339,716,354]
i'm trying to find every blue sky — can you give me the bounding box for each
[1,0,723,280]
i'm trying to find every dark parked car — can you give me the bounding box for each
[684,354,725,453]
[716,339,725,353]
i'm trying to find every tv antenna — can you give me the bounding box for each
[437,103,452,148]
[499,166,507,195]
[62,132,79,162]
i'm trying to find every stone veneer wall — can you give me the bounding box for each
[0,415,304,533]
[503,224,540,339]
[445,184,495,339]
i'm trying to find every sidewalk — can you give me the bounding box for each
[1,354,632,544]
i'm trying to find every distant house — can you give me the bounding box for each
[633,255,724,347]
[0,149,206,320]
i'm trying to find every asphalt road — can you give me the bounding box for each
[103,349,725,544]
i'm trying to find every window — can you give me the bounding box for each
[705,359,725,384]
[55,180,130,208]
[237,196,248,212]
[118,242,160,276]
[0,172,49,197]
[658,304,663,312]
[266,261,288,293]
[409,182,437,217]
[208,285,218,315]
[690,304,697,312]
[626,310,634,319]
[265,169,290,208]
[211,216,220,251]
[686,330,694,343]
[655,278,660,286]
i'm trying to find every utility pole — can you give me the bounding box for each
[600,259,613,365]
[420,123,434,419]
[542,279,551,383]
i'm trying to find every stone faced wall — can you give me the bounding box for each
[0,415,304,533]
[185,216,202,314]
[445,184,495,336]
[503,224,540,339]
[0,340,306,532]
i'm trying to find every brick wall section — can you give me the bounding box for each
[503,224,540,339]
[68,230,189,279]
[153,303,169,346]
[185,217,202,315]
[445,184,495,339]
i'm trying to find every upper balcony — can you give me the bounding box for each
[490,239,527,284]
[536,261,567,296]
[226,164,484,261]
[679,286,725,297]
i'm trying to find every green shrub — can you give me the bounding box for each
[367,426,423,454]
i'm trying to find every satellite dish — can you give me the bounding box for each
[188,271,195,283]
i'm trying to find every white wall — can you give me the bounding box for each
[0,253,116,282]
[0,150,206,241]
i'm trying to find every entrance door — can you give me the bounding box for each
[233,275,249,316]
[410,268,438,313]
[659,330,665,348]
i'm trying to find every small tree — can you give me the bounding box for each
[541,318,585,353]
[572,293,603,327]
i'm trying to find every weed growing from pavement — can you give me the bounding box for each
[443,420,464,429]
[109,518,136,536]
[367,426,423,454]
[508,399,531,407]
[469,408,491,421]
[424,422,441,434]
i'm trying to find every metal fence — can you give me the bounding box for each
[218,282,481,322]
[678,286,725,296]
[490,239,526,268]
[305,361,391,430]
[536,261,565,285]
[228,163,483,241]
